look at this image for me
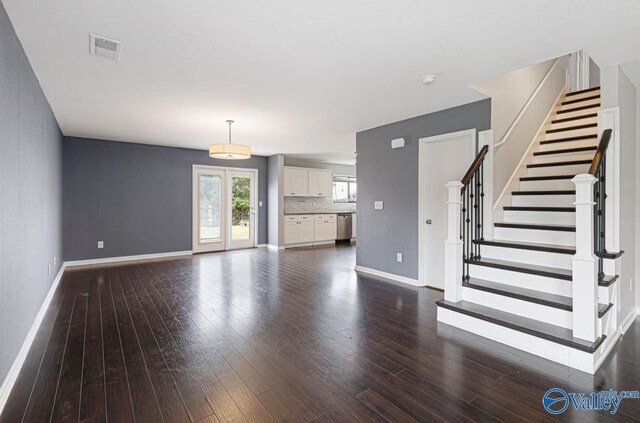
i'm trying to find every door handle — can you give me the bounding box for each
[426,219,432,224]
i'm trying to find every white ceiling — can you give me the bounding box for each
[4,0,640,163]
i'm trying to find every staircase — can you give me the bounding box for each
[437,87,622,373]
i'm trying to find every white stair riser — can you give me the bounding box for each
[494,226,575,246]
[511,194,575,208]
[503,210,575,225]
[549,116,598,131]
[531,152,594,164]
[480,244,573,270]
[468,264,572,296]
[554,106,600,120]
[538,139,597,152]
[558,97,600,111]
[565,90,600,102]
[519,179,575,191]
[461,287,572,328]
[437,308,598,373]
[544,127,598,141]
[527,163,590,177]
[599,283,617,305]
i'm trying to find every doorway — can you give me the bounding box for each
[193,166,257,253]
[418,129,476,288]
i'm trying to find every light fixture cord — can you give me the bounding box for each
[228,121,232,145]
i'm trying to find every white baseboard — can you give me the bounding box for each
[354,265,423,287]
[64,250,193,267]
[621,307,640,334]
[0,264,66,416]
[257,244,268,248]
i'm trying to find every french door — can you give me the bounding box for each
[193,166,257,253]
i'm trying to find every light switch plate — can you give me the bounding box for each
[374,200,384,210]
[98,241,104,249]
[259,201,263,206]
[396,253,403,263]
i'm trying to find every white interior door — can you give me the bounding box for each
[419,129,476,288]
[193,168,226,253]
[227,170,256,250]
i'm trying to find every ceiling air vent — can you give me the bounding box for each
[89,33,122,61]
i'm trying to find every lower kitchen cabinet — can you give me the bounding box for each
[285,214,337,246]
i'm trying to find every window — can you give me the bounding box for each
[333,176,357,203]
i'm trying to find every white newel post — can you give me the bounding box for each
[444,181,464,302]
[571,174,599,342]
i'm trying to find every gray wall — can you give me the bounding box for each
[0,3,63,385]
[63,137,268,260]
[356,100,491,279]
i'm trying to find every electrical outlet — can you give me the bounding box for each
[98,241,104,249]
[396,253,403,263]
[259,201,263,207]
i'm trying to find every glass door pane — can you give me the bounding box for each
[231,176,251,241]
[199,174,222,243]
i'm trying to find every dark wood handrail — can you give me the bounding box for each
[461,145,489,186]
[588,129,612,175]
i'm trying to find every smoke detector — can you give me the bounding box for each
[89,33,122,61]
[421,75,437,85]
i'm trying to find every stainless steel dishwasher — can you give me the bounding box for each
[336,213,352,240]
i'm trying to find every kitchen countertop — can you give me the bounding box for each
[284,211,356,215]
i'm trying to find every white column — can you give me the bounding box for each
[479,130,494,241]
[571,174,599,342]
[444,181,464,302]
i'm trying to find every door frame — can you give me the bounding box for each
[418,129,476,288]
[226,169,257,250]
[192,165,259,253]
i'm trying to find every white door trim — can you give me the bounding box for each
[192,165,259,253]
[418,129,476,288]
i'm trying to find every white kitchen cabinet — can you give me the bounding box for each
[284,215,314,244]
[283,167,308,197]
[313,214,337,241]
[307,170,332,197]
[352,214,357,239]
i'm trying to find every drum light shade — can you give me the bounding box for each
[208,119,251,160]
[209,143,251,160]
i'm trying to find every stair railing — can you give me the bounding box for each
[443,145,490,302]
[588,128,612,280]
[571,128,611,342]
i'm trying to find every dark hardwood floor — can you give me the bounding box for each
[2,244,639,422]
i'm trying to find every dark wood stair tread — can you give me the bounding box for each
[527,160,591,168]
[557,103,601,115]
[494,222,575,232]
[436,300,606,353]
[466,257,572,280]
[546,123,597,134]
[533,146,597,156]
[561,94,600,106]
[503,206,575,212]
[512,190,575,195]
[463,278,612,317]
[520,175,575,181]
[540,134,597,145]
[474,239,575,254]
[565,87,600,97]
[551,113,598,124]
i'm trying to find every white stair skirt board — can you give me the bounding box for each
[511,194,575,208]
[537,138,598,152]
[519,179,575,191]
[461,286,572,328]
[526,164,590,177]
[502,210,575,225]
[468,264,572,296]
[549,116,598,131]
[437,307,601,374]
[0,265,66,415]
[354,265,423,287]
[480,245,572,270]
[493,226,575,246]
[530,152,595,165]
[64,250,193,267]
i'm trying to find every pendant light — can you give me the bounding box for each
[209,119,251,160]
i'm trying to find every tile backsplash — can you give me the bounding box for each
[284,196,356,214]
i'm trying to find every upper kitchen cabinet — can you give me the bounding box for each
[283,167,308,196]
[283,167,332,197]
[307,169,332,197]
